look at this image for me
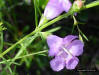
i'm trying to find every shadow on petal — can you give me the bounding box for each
[66,57,79,70]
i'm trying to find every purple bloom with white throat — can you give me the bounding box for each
[44,0,72,20]
[47,35,84,71]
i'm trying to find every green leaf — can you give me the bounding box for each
[21,33,38,48]
[0,22,6,32]
[13,34,38,68]
[79,34,84,43]
[79,29,88,41]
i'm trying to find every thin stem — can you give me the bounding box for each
[0,29,36,57]
[0,50,48,64]
[84,1,99,9]
[71,24,75,34]
[0,1,99,58]
[34,0,38,27]
[0,10,73,58]
[0,32,3,52]
[16,50,47,59]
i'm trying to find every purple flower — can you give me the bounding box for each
[44,0,72,19]
[47,35,84,71]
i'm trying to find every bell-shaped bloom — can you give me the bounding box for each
[44,0,72,20]
[47,35,84,71]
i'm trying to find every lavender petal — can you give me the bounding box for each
[66,56,79,69]
[62,0,72,12]
[50,56,65,71]
[47,35,63,56]
[44,0,64,19]
[63,35,78,46]
[67,40,84,56]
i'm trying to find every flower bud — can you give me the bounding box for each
[43,0,72,20]
[43,0,64,20]
[74,0,83,8]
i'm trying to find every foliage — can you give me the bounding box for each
[0,0,99,75]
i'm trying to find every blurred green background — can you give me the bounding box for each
[0,0,99,75]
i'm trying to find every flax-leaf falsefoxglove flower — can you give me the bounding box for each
[44,0,72,20]
[39,0,72,26]
[47,35,84,71]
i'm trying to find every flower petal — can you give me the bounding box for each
[47,35,63,56]
[62,0,72,12]
[44,0,64,19]
[50,56,65,71]
[63,35,78,46]
[66,56,79,70]
[67,40,84,56]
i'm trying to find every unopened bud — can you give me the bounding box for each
[74,0,83,8]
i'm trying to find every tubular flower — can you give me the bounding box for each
[47,35,84,71]
[44,0,72,19]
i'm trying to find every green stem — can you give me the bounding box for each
[84,1,99,9]
[34,0,38,27]
[0,30,36,57]
[0,32,3,52]
[0,1,99,58]
[0,50,47,64]
[0,10,74,58]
